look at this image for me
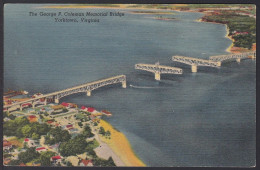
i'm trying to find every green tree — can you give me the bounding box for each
[18,147,40,164]
[40,151,56,166]
[45,127,71,145]
[32,132,40,140]
[82,125,94,138]
[59,135,88,157]
[21,124,33,138]
[99,127,105,135]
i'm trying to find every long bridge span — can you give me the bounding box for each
[172,56,221,72]
[135,63,182,80]
[209,51,256,63]
[4,75,126,112]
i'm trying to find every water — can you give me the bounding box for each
[4,4,255,167]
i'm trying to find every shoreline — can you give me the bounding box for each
[96,119,146,167]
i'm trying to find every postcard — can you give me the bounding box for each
[3,4,256,167]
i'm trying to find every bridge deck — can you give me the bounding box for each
[172,56,221,67]
[209,51,256,62]
[4,75,126,109]
[135,63,182,74]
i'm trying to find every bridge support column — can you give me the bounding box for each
[155,72,161,81]
[236,58,241,63]
[122,81,127,88]
[32,102,35,109]
[191,65,197,73]
[19,105,23,111]
[44,99,47,105]
[87,91,91,96]
[55,98,59,104]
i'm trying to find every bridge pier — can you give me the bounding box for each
[32,102,35,109]
[191,65,197,73]
[44,99,47,105]
[122,81,127,88]
[87,91,91,96]
[155,72,161,81]
[19,105,23,111]
[236,58,241,63]
[55,98,59,104]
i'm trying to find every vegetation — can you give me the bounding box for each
[18,147,40,164]
[3,116,50,139]
[45,127,71,145]
[82,125,94,138]
[201,11,255,49]
[92,156,116,167]
[58,135,88,156]
[40,151,56,166]
[99,126,111,137]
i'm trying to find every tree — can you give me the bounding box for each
[7,159,21,166]
[99,127,105,135]
[105,130,111,137]
[82,125,94,138]
[45,127,71,145]
[59,135,88,157]
[67,161,73,167]
[32,132,40,140]
[78,122,83,127]
[21,125,33,138]
[40,151,56,166]
[18,147,40,164]
[92,156,116,167]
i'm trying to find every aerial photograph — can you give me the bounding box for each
[3,4,256,167]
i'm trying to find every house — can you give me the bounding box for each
[31,93,43,98]
[101,110,112,116]
[24,138,37,147]
[3,158,11,165]
[36,147,47,153]
[87,107,95,113]
[81,106,88,111]
[65,124,73,130]
[51,155,62,165]
[61,102,69,107]
[3,140,13,152]
[28,115,37,122]
[22,103,32,108]
[79,159,93,167]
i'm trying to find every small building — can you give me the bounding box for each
[36,147,47,153]
[28,115,37,122]
[65,124,73,130]
[79,159,93,167]
[3,140,13,152]
[51,105,65,111]
[24,138,37,147]
[87,107,95,113]
[51,155,62,165]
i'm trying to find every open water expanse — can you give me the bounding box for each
[4,4,255,167]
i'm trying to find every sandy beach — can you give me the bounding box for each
[96,120,146,167]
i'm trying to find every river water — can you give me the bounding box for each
[4,4,255,167]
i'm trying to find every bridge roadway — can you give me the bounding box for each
[172,56,221,73]
[135,63,182,80]
[4,75,126,111]
[209,51,256,63]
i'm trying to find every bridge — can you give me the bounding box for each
[172,56,221,72]
[135,63,182,80]
[209,51,256,63]
[4,75,126,112]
